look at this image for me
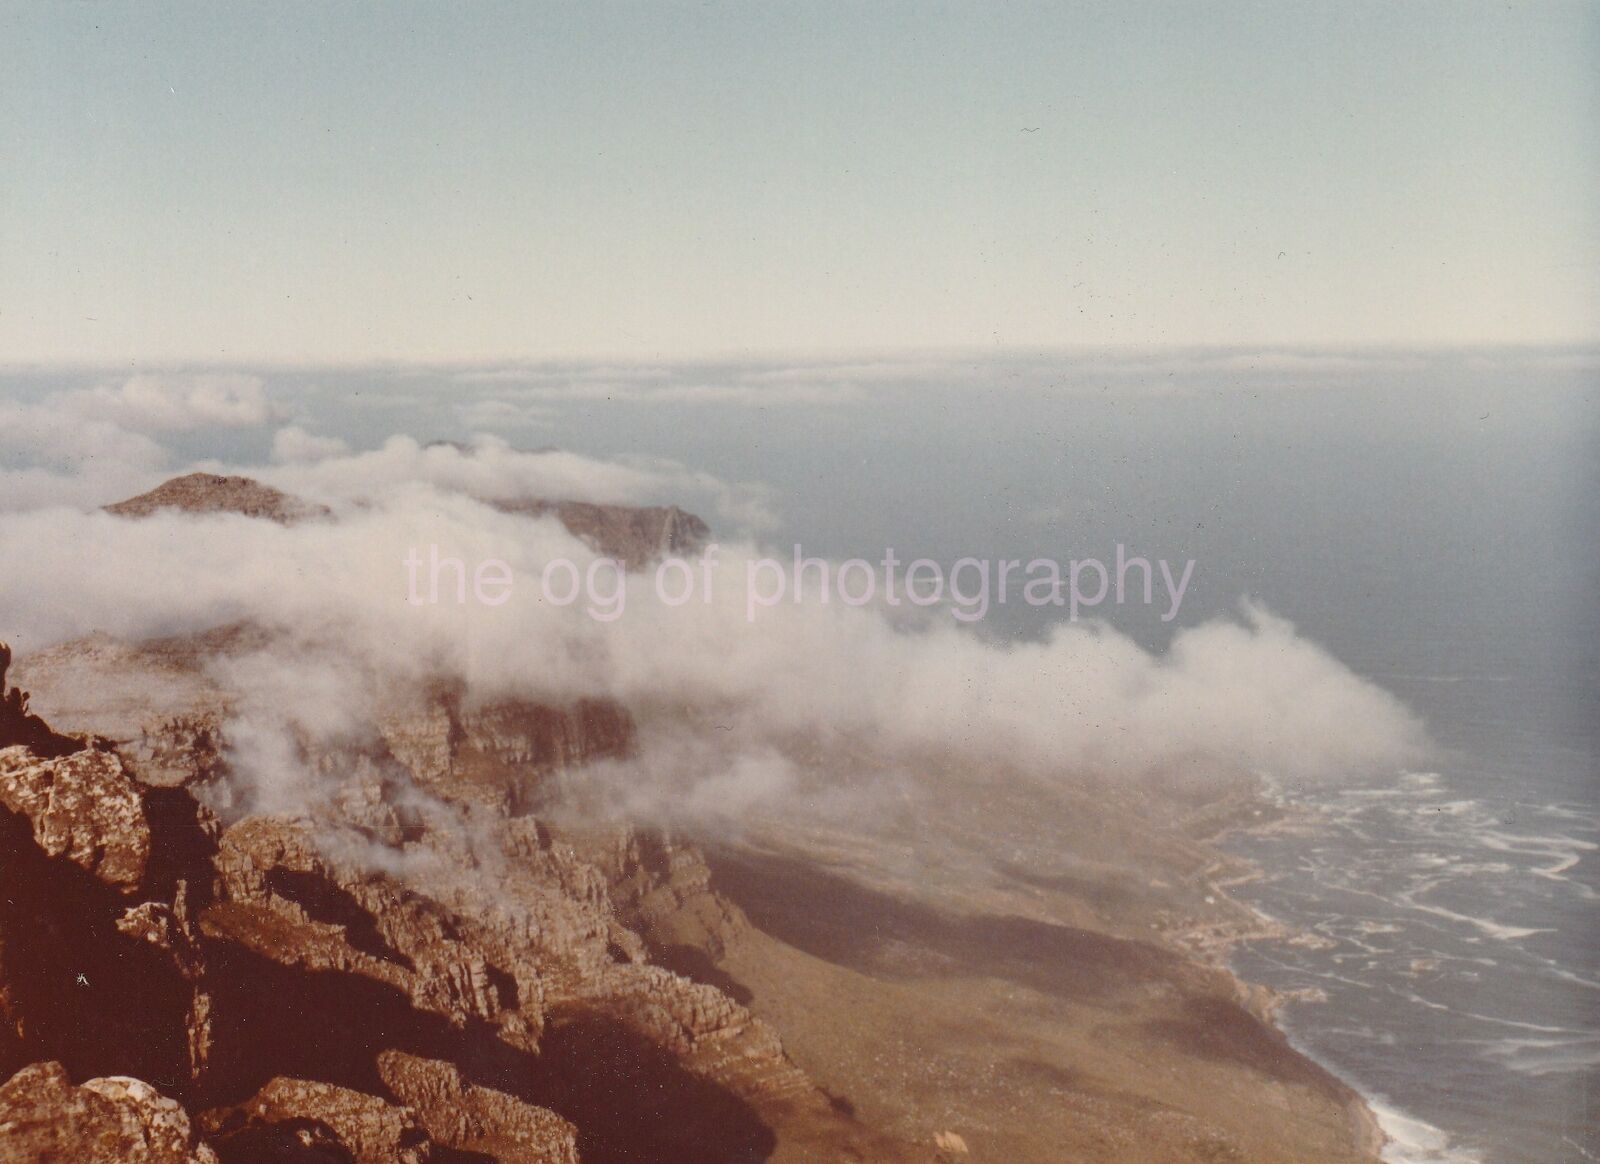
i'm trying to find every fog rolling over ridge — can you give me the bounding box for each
[0,377,1430,822]
[0,351,1594,1164]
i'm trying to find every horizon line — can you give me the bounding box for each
[4,338,1599,376]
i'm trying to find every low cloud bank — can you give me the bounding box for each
[52,373,277,433]
[0,434,1429,823]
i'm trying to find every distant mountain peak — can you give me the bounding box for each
[104,473,330,524]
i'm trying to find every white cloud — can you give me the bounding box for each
[453,364,677,386]
[0,399,171,511]
[257,435,778,533]
[0,371,1439,830]
[0,447,1428,829]
[456,398,554,430]
[270,425,351,464]
[740,359,984,385]
[0,373,285,511]
[52,373,278,433]
[489,380,860,408]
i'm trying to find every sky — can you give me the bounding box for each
[2,1,1596,365]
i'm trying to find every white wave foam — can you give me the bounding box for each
[1372,1097,1484,1164]
[1413,903,1551,940]
[1474,1033,1600,1077]
[1548,965,1600,991]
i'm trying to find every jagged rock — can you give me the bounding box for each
[201,813,549,1068]
[191,810,812,1160]
[201,1076,431,1163]
[0,629,901,1161]
[104,473,330,524]
[582,827,750,959]
[117,884,215,1081]
[124,715,228,791]
[0,1061,218,1163]
[378,1051,578,1163]
[0,746,151,893]
[379,690,633,815]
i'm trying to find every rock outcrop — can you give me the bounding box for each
[0,632,904,1163]
[199,1075,433,1163]
[380,688,635,816]
[0,1062,217,1163]
[0,746,151,892]
[378,1051,580,1163]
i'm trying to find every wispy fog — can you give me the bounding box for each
[0,358,1483,823]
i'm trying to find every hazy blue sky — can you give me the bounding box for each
[3,1,1595,363]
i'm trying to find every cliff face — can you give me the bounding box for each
[0,642,919,1163]
[380,687,635,817]
[0,637,1386,1164]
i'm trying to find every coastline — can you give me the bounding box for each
[1181,789,1394,1161]
[1196,787,1487,1164]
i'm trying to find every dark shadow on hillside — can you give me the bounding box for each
[142,784,222,904]
[992,857,1149,915]
[652,943,754,1005]
[705,845,1186,1005]
[1141,995,1351,1096]
[264,868,414,970]
[707,846,1353,1102]
[209,1117,359,1163]
[537,1012,775,1164]
[0,809,198,1091]
[201,937,776,1163]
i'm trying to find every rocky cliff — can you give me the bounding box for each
[0,473,1385,1163]
[0,639,918,1162]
